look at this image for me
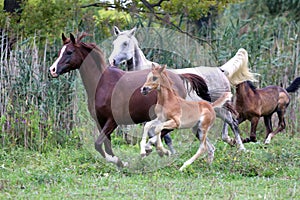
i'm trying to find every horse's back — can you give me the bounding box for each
[172,67,230,101]
[259,85,290,105]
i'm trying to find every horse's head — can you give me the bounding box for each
[141,63,166,95]
[109,26,137,66]
[49,33,87,78]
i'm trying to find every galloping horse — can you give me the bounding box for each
[233,78,300,144]
[140,64,232,171]
[109,26,258,151]
[49,33,210,167]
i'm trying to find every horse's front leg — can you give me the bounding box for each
[95,119,126,167]
[140,119,160,157]
[155,119,178,157]
[243,117,259,143]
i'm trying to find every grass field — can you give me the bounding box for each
[1,127,299,199]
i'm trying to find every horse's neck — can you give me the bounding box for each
[236,83,253,101]
[157,83,178,107]
[78,54,106,119]
[79,66,101,100]
[130,44,151,70]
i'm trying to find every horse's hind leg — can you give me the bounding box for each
[95,119,126,167]
[263,115,273,141]
[217,108,245,151]
[206,138,215,164]
[265,110,286,144]
[192,124,214,162]
[180,123,209,171]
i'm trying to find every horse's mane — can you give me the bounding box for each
[220,48,259,85]
[76,33,107,71]
[245,80,257,91]
[161,70,178,95]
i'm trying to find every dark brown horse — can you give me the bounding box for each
[234,78,300,144]
[49,33,210,167]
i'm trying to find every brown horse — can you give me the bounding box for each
[140,64,232,171]
[234,78,300,144]
[49,33,210,167]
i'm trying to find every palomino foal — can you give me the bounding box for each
[140,64,232,171]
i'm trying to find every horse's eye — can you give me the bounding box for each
[123,42,128,47]
[152,76,158,81]
[66,51,72,55]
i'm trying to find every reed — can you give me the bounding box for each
[0,30,79,151]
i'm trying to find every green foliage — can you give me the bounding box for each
[93,9,132,39]
[159,0,241,20]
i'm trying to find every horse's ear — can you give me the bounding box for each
[62,33,67,43]
[158,65,166,74]
[128,27,136,38]
[151,63,156,71]
[70,33,76,44]
[114,26,121,36]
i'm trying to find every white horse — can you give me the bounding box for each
[109,26,257,151]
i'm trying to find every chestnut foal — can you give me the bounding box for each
[140,64,232,171]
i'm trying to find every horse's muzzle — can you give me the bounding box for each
[141,86,151,95]
[49,69,59,78]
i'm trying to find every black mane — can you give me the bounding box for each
[246,80,257,91]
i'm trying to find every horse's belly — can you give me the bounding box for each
[179,106,200,129]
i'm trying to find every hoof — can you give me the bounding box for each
[242,137,257,143]
[145,148,153,156]
[140,153,146,158]
[122,161,129,167]
[250,137,257,143]
[229,139,236,146]
[242,138,249,143]
[264,139,271,144]
[157,150,164,157]
[166,150,171,156]
[238,147,246,152]
[179,166,186,171]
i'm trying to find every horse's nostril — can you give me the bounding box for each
[113,59,116,66]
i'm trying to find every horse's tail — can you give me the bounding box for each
[180,73,211,102]
[212,92,232,109]
[220,48,259,85]
[286,77,300,93]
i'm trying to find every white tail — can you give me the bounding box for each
[220,48,259,85]
[212,92,232,108]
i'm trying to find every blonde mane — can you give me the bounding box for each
[220,48,259,85]
[160,70,180,96]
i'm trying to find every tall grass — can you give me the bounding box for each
[0,30,79,152]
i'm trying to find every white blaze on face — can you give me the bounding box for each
[109,39,123,65]
[49,45,67,77]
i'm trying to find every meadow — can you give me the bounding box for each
[1,126,299,199]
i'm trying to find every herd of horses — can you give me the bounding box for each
[49,27,300,170]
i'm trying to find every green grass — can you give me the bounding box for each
[1,131,299,199]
